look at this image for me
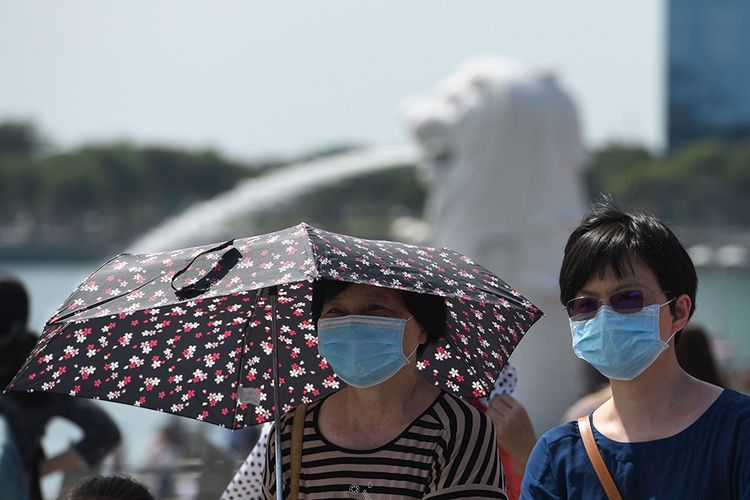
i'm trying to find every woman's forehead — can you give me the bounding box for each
[326,283,403,303]
[581,257,660,291]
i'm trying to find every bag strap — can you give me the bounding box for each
[577,416,622,500]
[289,403,308,500]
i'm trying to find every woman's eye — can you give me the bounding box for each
[366,304,392,315]
[322,307,345,316]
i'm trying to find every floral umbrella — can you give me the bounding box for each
[9,223,542,430]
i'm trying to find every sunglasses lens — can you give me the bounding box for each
[567,297,600,320]
[610,289,645,314]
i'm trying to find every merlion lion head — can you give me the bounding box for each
[403,57,532,177]
[401,55,586,291]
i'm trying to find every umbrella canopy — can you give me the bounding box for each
[9,223,542,429]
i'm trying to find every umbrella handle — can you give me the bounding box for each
[171,240,242,299]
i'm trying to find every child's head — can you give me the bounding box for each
[65,475,154,500]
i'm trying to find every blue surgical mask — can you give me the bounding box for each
[317,315,417,388]
[569,302,676,380]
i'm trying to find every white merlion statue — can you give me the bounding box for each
[402,56,588,433]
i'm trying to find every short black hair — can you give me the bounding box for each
[0,329,38,388]
[311,280,447,356]
[65,475,154,500]
[559,201,697,322]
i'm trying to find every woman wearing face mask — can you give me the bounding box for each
[260,280,505,499]
[521,202,750,499]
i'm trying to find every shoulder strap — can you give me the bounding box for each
[289,403,308,500]
[577,416,622,500]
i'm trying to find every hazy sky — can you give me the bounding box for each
[0,1,664,161]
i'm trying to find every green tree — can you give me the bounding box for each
[587,138,750,226]
[0,121,45,157]
[584,143,653,199]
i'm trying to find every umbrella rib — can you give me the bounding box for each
[301,223,320,281]
[51,275,162,324]
[231,288,264,430]
[45,253,120,322]
[269,285,285,500]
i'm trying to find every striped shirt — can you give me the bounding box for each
[263,391,506,499]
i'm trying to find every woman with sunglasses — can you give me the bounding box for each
[521,202,750,499]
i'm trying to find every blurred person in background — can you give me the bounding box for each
[221,422,272,499]
[675,323,726,387]
[0,275,122,500]
[0,398,29,499]
[226,421,261,466]
[522,202,750,498]
[468,364,536,500]
[0,275,33,499]
[63,474,154,500]
[145,419,203,500]
[147,421,185,499]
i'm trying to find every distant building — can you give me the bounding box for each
[668,0,750,151]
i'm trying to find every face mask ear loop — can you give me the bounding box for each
[405,344,420,360]
[658,297,679,345]
[403,316,419,360]
[658,297,677,309]
[664,329,679,346]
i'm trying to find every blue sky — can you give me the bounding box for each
[0,1,663,160]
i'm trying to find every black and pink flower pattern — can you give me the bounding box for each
[10,224,542,428]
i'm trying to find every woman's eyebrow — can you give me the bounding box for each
[613,280,647,289]
[360,291,400,304]
[322,298,344,309]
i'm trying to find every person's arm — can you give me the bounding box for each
[44,395,121,472]
[486,394,536,476]
[39,448,85,476]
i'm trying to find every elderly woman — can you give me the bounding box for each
[224,280,505,499]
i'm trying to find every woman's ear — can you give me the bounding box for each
[672,294,692,332]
